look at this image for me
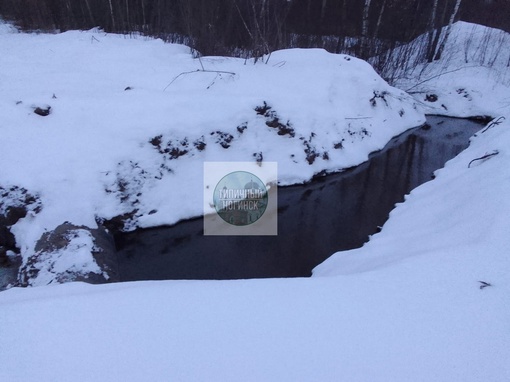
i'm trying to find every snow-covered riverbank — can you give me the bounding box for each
[316,21,510,278]
[0,22,424,275]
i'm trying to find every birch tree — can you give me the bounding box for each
[362,0,372,38]
[320,0,328,24]
[108,0,116,30]
[426,0,439,61]
[373,0,387,39]
[361,0,372,57]
[434,0,462,61]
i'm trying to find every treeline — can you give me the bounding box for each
[1,0,508,60]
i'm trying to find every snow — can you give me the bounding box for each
[22,228,105,287]
[1,262,509,381]
[388,21,510,118]
[1,19,510,382]
[0,23,423,259]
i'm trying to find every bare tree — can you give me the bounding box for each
[125,0,130,31]
[108,0,116,30]
[373,0,387,39]
[83,0,95,26]
[426,0,439,61]
[360,0,372,57]
[320,0,328,23]
[427,0,449,62]
[362,0,372,38]
[434,0,462,61]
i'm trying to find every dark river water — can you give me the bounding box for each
[114,116,482,281]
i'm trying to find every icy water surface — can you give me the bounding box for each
[116,116,483,280]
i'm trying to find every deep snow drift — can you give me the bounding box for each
[1,20,509,382]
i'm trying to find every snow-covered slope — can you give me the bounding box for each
[389,21,510,117]
[0,25,423,259]
[1,261,508,382]
[311,23,510,380]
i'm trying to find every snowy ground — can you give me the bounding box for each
[1,21,509,381]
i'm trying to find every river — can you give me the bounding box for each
[114,116,483,281]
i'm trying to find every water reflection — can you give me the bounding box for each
[115,116,482,280]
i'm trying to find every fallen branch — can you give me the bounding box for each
[480,116,505,134]
[478,281,492,290]
[272,61,286,68]
[468,150,499,168]
[164,69,236,91]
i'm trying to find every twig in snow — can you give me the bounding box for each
[478,281,492,289]
[480,116,505,134]
[264,52,272,65]
[197,55,205,71]
[164,69,236,91]
[468,150,499,168]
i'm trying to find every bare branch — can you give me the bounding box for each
[405,66,481,92]
[164,70,236,91]
[468,150,499,168]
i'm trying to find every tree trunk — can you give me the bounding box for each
[361,0,372,57]
[341,0,348,33]
[125,0,130,31]
[108,0,116,30]
[362,0,372,38]
[426,0,439,61]
[434,0,462,61]
[141,0,146,29]
[320,0,328,23]
[373,0,386,39]
[83,0,95,26]
[335,0,348,53]
[428,0,449,62]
